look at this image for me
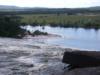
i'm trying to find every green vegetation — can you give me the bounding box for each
[0,15,25,38]
[20,14,100,29]
[0,15,49,38]
[0,6,100,38]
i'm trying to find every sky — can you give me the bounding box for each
[0,0,100,8]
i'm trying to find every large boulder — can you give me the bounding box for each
[62,51,100,70]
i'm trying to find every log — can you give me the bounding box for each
[62,51,100,70]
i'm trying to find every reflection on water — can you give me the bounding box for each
[22,25,100,51]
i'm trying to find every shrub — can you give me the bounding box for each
[32,30,48,36]
[0,15,25,38]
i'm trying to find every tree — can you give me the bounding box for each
[0,15,25,38]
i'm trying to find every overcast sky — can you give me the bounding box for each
[0,0,100,8]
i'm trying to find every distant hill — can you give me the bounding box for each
[0,5,100,15]
[88,6,100,10]
[0,5,28,11]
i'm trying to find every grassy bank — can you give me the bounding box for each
[20,14,100,29]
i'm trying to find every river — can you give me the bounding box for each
[22,25,100,51]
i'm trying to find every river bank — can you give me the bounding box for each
[20,14,100,29]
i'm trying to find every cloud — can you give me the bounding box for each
[0,0,99,8]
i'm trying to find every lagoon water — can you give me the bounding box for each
[23,25,100,51]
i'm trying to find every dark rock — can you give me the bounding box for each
[20,63,34,68]
[62,51,100,70]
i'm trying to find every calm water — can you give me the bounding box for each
[23,25,100,51]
